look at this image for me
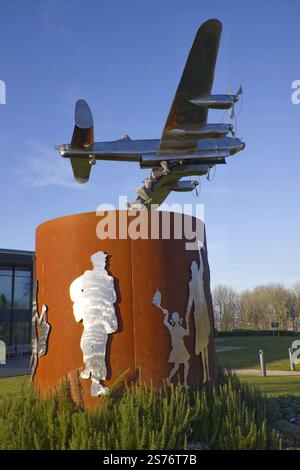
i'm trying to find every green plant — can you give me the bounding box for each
[216,330,300,337]
[0,374,281,450]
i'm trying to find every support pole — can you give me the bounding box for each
[289,347,295,371]
[259,349,266,376]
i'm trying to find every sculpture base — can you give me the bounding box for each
[33,211,217,409]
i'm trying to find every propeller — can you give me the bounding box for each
[228,121,237,138]
[206,166,216,182]
[192,177,201,198]
[226,84,243,120]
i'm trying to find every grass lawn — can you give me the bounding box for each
[1,338,300,400]
[0,372,298,399]
[216,335,300,371]
[239,375,300,396]
[0,375,29,397]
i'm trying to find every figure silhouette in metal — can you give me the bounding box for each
[186,242,211,382]
[30,276,51,381]
[152,290,191,388]
[70,251,118,396]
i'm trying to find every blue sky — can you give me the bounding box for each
[0,0,299,291]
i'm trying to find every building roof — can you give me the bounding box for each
[0,248,34,267]
[0,249,34,256]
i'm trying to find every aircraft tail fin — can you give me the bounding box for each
[70,99,94,183]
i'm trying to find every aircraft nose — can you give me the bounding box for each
[237,142,245,152]
[233,140,245,154]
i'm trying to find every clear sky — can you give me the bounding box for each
[0,0,299,291]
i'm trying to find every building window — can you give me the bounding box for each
[13,269,31,310]
[0,266,32,346]
[0,268,13,309]
[0,268,13,344]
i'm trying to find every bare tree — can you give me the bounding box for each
[215,282,300,332]
[212,285,241,331]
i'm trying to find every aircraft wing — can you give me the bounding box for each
[143,174,180,206]
[158,19,222,153]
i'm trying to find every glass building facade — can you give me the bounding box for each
[0,249,34,346]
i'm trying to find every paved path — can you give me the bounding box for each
[0,357,30,378]
[232,368,300,377]
[216,346,247,353]
[215,338,248,353]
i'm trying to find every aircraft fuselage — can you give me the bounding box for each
[59,135,244,168]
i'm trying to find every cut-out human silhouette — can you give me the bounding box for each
[30,281,51,382]
[70,251,118,396]
[152,290,191,388]
[186,242,211,382]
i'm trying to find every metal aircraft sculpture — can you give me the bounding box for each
[57,19,245,208]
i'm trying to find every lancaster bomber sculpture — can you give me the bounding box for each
[58,19,245,208]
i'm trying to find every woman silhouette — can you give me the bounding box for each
[186,246,211,383]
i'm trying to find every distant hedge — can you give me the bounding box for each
[215,330,300,337]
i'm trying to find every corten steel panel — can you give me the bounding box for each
[34,211,217,409]
[131,212,217,387]
[34,212,134,409]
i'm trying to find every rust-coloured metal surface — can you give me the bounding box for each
[34,211,217,409]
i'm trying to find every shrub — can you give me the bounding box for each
[216,330,300,337]
[0,375,281,450]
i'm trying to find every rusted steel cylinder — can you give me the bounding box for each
[33,211,217,409]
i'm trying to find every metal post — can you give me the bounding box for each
[259,349,266,376]
[289,347,295,371]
